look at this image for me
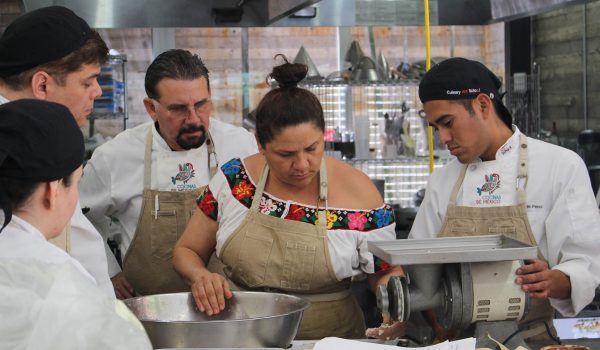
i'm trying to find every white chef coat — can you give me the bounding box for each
[0,94,115,297]
[409,127,600,317]
[0,259,152,350]
[80,119,259,277]
[0,215,94,282]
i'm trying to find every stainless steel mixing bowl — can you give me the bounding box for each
[124,291,309,349]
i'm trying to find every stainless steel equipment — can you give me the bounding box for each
[124,292,309,349]
[293,46,322,80]
[369,235,539,349]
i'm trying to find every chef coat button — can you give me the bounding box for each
[321,181,327,187]
[521,162,526,167]
[521,144,527,148]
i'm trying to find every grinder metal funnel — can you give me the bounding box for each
[293,46,322,81]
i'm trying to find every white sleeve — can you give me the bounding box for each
[0,261,152,350]
[69,208,116,297]
[358,223,397,274]
[80,151,116,236]
[79,150,121,275]
[409,170,445,239]
[544,155,600,316]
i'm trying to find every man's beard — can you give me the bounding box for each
[176,125,207,150]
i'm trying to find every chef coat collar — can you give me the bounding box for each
[494,125,521,160]
[466,125,522,165]
[8,215,47,241]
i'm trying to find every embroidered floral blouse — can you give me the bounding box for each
[197,158,396,278]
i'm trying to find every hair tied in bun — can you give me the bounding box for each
[267,54,308,89]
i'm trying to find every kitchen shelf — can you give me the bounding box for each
[89,53,128,137]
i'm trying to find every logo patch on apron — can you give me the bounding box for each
[477,173,500,196]
[171,162,196,185]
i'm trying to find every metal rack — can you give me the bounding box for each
[350,157,448,208]
[302,81,430,159]
[89,54,129,136]
[301,81,448,207]
[505,71,541,138]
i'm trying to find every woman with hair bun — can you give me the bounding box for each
[174,56,404,340]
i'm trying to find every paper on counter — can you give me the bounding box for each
[313,337,476,350]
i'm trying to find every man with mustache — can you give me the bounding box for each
[79,49,258,297]
[409,57,600,348]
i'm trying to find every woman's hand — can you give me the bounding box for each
[365,312,407,340]
[190,271,233,316]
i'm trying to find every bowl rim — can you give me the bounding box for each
[125,291,311,324]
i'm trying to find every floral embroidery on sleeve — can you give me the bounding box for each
[259,197,278,215]
[220,158,396,231]
[232,180,254,200]
[347,212,368,230]
[196,187,218,220]
[286,204,307,221]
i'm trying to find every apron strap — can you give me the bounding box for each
[449,164,468,206]
[250,163,270,212]
[206,130,218,178]
[516,134,528,205]
[143,126,153,190]
[317,158,328,228]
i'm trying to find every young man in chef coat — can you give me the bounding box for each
[80,49,258,298]
[0,6,116,297]
[409,57,600,348]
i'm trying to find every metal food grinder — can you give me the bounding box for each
[369,235,539,349]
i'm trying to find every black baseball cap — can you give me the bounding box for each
[0,6,91,78]
[0,99,85,231]
[419,57,512,127]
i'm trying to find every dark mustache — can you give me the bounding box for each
[180,125,205,134]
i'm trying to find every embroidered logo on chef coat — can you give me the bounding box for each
[500,144,512,155]
[476,173,500,196]
[171,162,196,185]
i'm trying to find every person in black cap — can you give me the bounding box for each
[0,6,117,298]
[409,57,600,348]
[0,5,108,127]
[0,100,152,349]
[0,99,84,238]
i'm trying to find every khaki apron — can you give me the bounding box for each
[123,127,218,296]
[220,158,365,340]
[439,134,556,347]
[49,223,71,253]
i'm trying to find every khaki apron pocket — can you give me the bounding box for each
[487,218,519,237]
[448,218,476,234]
[150,210,178,261]
[233,232,273,287]
[281,241,317,290]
